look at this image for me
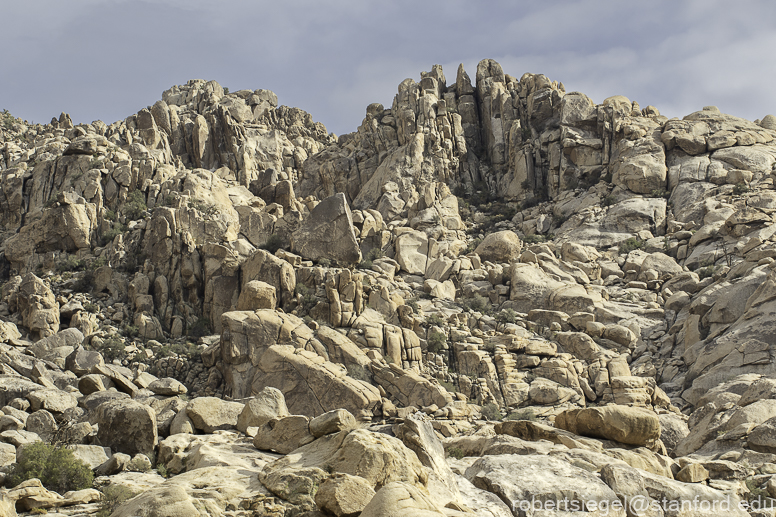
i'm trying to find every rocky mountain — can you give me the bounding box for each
[0,58,776,515]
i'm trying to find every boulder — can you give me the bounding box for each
[147,378,187,396]
[15,274,59,339]
[310,409,357,438]
[465,454,623,515]
[315,473,376,517]
[359,482,446,517]
[185,397,243,433]
[236,280,277,310]
[92,398,157,457]
[236,386,290,434]
[555,405,661,447]
[291,192,362,265]
[253,415,313,454]
[474,230,522,263]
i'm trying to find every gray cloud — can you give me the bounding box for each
[2,0,775,135]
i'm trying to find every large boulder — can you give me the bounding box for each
[555,405,661,447]
[474,231,522,263]
[359,482,446,517]
[315,473,376,517]
[465,454,624,516]
[236,386,289,433]
[291,192,361,265]
[260,428,426,507]
[220,310,380,419]
[92,398,157,457]
[185,397,244,433]
[15,273,60,339]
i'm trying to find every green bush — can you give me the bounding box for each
[100,224,126,246]
[56,255,86,273]
[187,317,211,338]
[440,380,456,393]
[480,403,502,421]
[697,264,720,280]
[600,194,617,207]
[619,237,644,255]
[427,330,447,354]
[505,408,537,421]
[97,485,138,517]
[92,335,126,362]
[495,309,518,327]
[259,234,283,254]
[447,447,465,460]
[8,442,93,494]
[123,190,147,221]
[650,188,671,199]
[462,294,492,314]
[733,182,750,195]
[522,234,546,245]
[426,313,446,327]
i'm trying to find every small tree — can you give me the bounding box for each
[8,442,93,494]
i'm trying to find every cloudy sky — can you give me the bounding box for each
[2,0,775,136]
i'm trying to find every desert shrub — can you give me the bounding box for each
[697,264,720,280]
[447,447,465,460]
[440,380,456,393]
[505,408,537,421]
[97,485,138,517]
[187,317,211,338]
[426,313,446,327]
[462,294,491,314]
[521,197,539,210]
[427,330,447,354]
[650,188,671,199]
[93,335,126,362]
[259,234,283,254]
[188,199,220,217]
[480,403,502,421]
[72,269,95,294]
[733,182,750,195]
[495,309,517,328]
[465,237,483,253]
[56,255,86,273]
[406,297,419,313]
[123,190,147,221]
[619,237,644,254]
[600,194,617,207]
[8,442,93,494]
[84,302,99,314]
[522,234,546,245]
[157,341,200,359]
[100,224,126,246]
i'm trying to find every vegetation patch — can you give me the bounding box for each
[8,442,94,494]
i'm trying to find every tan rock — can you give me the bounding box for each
[236,280,277,310]
[676,463,709,483]
[555,405,661,447]
[185,397,243,433]
[315,473,376,516]
[474,230,522,263]
[253,415,313,454]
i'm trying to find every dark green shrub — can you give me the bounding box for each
[505,408,537,421]
[522,234,546,245]
[733,182,750,195]
[495,309,518,328]
[650,189,670,199]
[462,294,492,314]
[188,317,211,338]
[56,255,86,273]
[123,190,147,221]
[601,194,617,207]
[480,403,502,421]
[94,335,126,362]
[427,330,447,354]
[259,234,283,253]
[619,237,644,255]
[426,313,446,327]
[8,442,93,494]
[447,447,465,460]
[97,485,138,517]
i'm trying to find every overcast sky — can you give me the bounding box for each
[2,0,775,136]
